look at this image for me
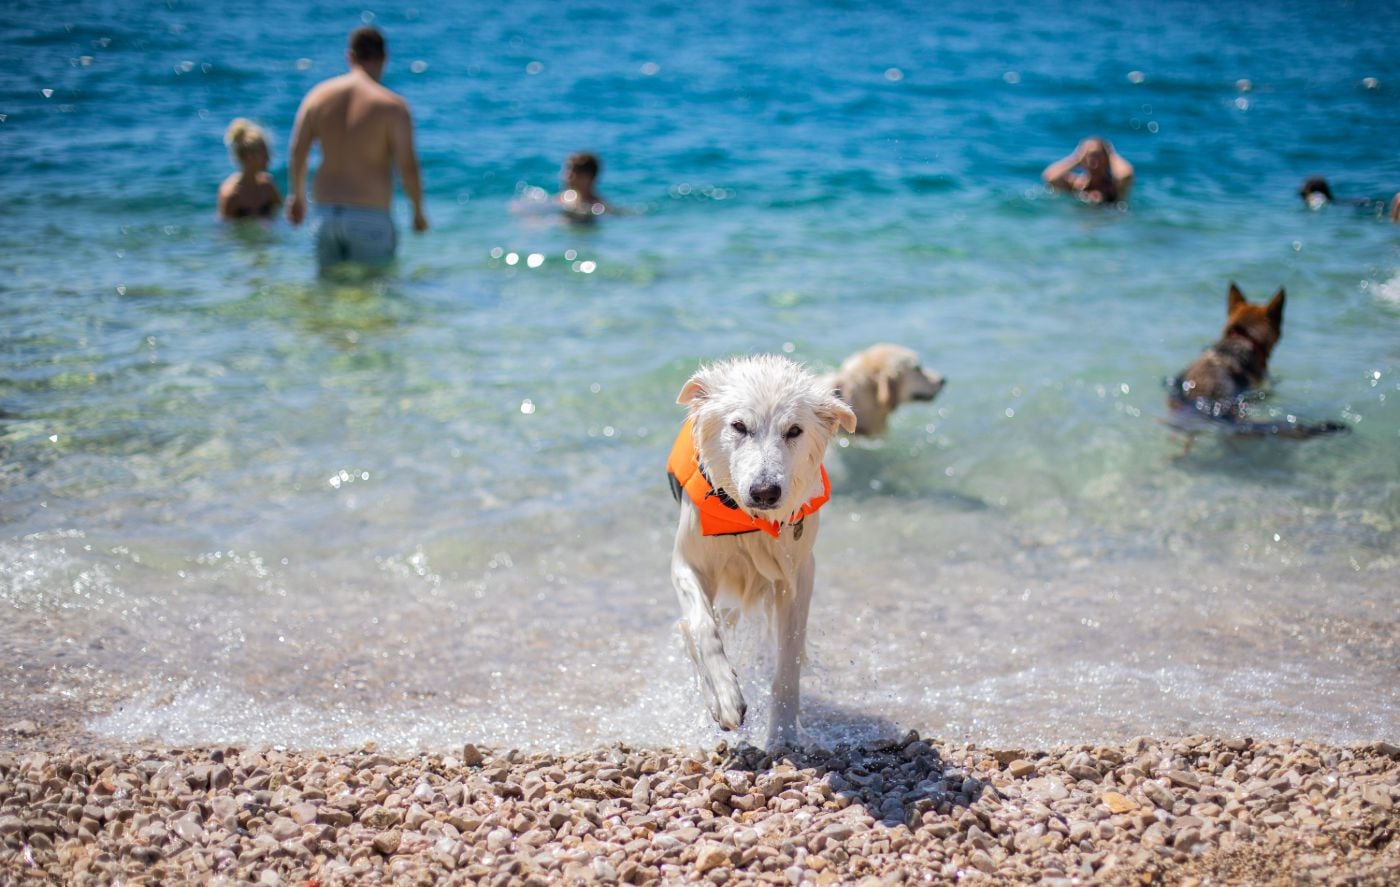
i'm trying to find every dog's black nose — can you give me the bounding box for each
[747,481,783,509]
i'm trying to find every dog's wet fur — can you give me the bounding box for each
[1166,283,1345,440]
[824,343,946,437]
[670,354,856,746]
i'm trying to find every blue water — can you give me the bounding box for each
[2,0,1398,752]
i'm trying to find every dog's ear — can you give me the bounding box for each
[676,374,708,406]
[820,395,858,435]
[876,370,894,408]
[1266,287,1285,328]
[1227,282,1246,313]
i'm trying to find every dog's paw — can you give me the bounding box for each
[709,681,747,731]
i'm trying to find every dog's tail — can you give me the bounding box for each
[1163,378,1348,439]
[1221,417,1349,438]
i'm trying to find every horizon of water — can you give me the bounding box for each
[2,0,1398,753]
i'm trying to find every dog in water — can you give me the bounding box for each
[666,355,856,745]
[824,343,946,437]
[1167,283,1345,441]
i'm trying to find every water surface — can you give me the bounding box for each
[2,0,1398,752]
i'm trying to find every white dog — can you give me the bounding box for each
[824,343,946,437]
[666,355,857,745]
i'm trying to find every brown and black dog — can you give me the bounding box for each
[1166,283,1345,441]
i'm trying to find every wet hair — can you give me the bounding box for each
[349,26,386,62]
[224,118,269,162]
[1298,177,1333,202]
[566,152,601,178]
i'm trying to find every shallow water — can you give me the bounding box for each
[2,0,1398,753]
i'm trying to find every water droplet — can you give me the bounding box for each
[489,246,503,259]
[360,10,375,23]
[1236,78,1252,92]
[526,253,544,268]
[1292,240,1302,252]
[1005,408,1015,418]
[1235,97,1249,110]
[1147,121,1159,133]
[520,399,536,415]
[526,61,543,75]
[296,58,312,71]
[41,88,53,98]
[505,252,519,266]
[1002,71,1020,85]
[640,61,660,76]
[1127,70,1146,84]
[410,60,428,74]
[116,285,126,295]
[1361,76,1380,90]
[564,249,577,261]
[49,434,58,443]
[782,341,795,353]
[578,260,597,274]
[884,67,903,82]
[589,382,601,394]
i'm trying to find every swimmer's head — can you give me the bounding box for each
[348,26,387,78]
[225,118,270,169]
[1299,176,1333,209]
[1080,138,1111,171]
[564,152,601,187]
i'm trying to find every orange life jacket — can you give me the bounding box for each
[666,417,830,539]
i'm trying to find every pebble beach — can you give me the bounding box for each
[3,726,1397,885]
[5,1,1399,884]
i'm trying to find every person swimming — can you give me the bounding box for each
[1042,137,1135,204]
[1298,176,1334,209]
[1298,176,1399,220]
[218,119,283,220]
[556,152,610,221]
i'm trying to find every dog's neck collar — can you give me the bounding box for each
[666,417,830,539]
[1226,326,1270,363]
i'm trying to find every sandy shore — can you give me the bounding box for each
[1,728,1397,885]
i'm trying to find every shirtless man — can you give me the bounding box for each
[286,27,427,268]
[1042,137,1135,204]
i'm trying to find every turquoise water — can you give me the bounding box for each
[2,1,1398,751]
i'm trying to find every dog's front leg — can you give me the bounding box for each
[767,553,815,747]
[672,555,746,731]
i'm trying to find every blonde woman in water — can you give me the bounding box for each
[218,118,283,220]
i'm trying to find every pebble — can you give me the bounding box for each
[373,829,402,855]
[0,737,1393,885]
[1101,790,1137,813]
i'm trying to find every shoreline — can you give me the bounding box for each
[1,731,1396,885]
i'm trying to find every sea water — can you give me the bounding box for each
[2,0,1397,753]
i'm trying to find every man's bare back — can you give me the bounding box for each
[286,27,426,238]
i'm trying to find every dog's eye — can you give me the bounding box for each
[730,420,749,436]
[785,425,803,440]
